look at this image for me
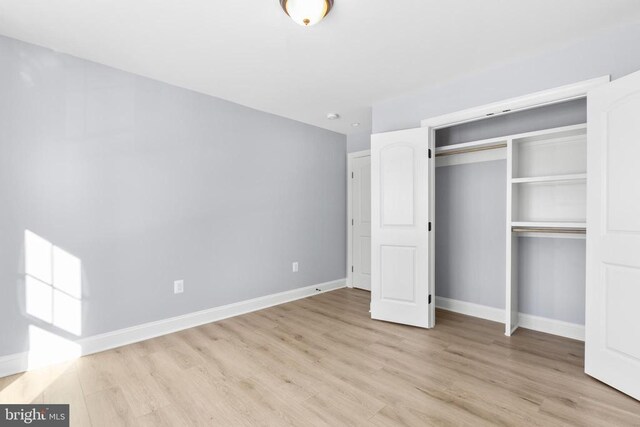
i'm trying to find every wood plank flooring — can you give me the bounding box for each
[1,288,639,426]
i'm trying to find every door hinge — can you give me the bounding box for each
[351,172,354,178]
[351,266,354,272]
[352,219,354,226]
[428,149,432,159]
[428,222,432,231]
[428,294,432,304]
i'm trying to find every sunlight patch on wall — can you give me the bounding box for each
[52,247,82,299]
[24,230,82,336]
[25,276,53,323]
[25,230,53,285]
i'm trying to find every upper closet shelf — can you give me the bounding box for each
[511,123,586,144]
[435,137,507,157]
[435,123,586,158]
[511,173,586,184]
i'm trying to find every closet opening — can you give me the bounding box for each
[433,98,587,340]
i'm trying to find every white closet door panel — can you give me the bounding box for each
[586,69,640,401]
[381,245,416,302]
[605,266,640,360]
[606,94,640,232]
[371,127,432,328]
[381,146,415,225]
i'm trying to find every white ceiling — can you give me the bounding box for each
[1,1,639,135]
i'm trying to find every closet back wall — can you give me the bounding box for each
[0,35,347,358]
[435,99,586,324]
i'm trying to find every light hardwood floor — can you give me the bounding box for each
[1,288,639,426]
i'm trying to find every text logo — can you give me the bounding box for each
[1,405,69,426]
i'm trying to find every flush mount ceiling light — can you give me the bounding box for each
[280,0,334,26]
[326,113,340,120]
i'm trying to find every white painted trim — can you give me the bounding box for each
[428,129,436,328]
[347,149,371,159]
[0,353,26,379]
[346,150,370,288]
[435,296,585,341]
[436,147,506,168]
[518,313,585,342]
[506,138,516,336]
[421,76,610,129]
[435,135,508,155]
[0,279,346,378]
[511,173,586,184]
[436,297,504,323]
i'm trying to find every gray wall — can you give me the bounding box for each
[373,19,640,134]
[347,132,371,153]
[434,100,587,323]
[435,160,506,309]
[0,35,347,357]
[518,238,585,325]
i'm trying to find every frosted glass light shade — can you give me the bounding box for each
[280,0,334,26]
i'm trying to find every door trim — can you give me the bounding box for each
[347,149,371,288]
[420,76,610,130]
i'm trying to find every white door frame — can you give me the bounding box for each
[420,76,610,130]
[347,149,371,288]
[420,75,609,329]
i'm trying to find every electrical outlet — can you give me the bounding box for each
[292,262,299,273]
[174,280,184,294]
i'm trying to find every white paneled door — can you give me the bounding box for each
[371,128,433,328]
[352,155,372,291]
[586,69,640,400]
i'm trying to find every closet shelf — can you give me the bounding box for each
[435,138,507,157]
[511,173,586,184]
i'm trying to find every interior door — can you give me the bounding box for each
[352,155,372,291]
[586,69,640,400]
[370,127,433,328]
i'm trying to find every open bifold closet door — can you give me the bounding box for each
[370,127,434,328]
[585,69,640,401]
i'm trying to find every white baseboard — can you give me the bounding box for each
[517,313,585,341]
[0,278,346,378]
[436,297,504,323]
[435,296,585,341]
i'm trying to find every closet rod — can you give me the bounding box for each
[511,227,586,235]
[436,142,507,157]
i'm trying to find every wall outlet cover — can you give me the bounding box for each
[174,280,184,294]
